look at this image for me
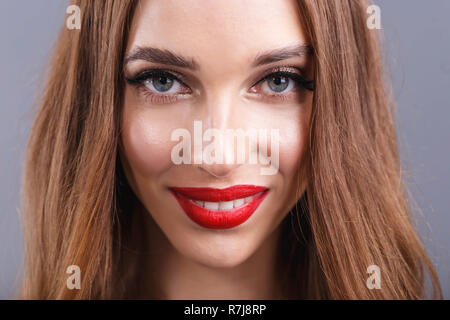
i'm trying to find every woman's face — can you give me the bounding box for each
[120,0,313,268]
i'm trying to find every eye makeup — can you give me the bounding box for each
[252,66,314,91]
[124,65,314,105]
[124,68,193,104]
[247,66,314,103]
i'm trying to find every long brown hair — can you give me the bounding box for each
[19,0,442,299]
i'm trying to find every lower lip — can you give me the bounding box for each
[170,188,269,229]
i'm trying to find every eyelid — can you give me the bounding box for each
[125,68,189,85]
[126,65,309,84]
[250,65,314,94]
[253,65,310,85]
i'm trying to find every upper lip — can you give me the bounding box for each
[169,185,268,202]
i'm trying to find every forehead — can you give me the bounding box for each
[126,0,308,68]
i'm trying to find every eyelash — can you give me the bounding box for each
[124,67,314,105]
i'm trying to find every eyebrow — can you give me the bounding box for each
[124,47,200,70]
[124,43,313,70]
[252,43,313,67]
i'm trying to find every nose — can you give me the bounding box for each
[199,161,241,178]
[196,92,244,178]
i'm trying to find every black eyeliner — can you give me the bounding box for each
[261,71,314,91]
[125,67,315,92]
[125,69,183,85]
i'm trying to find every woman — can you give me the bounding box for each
[19,0,442,299]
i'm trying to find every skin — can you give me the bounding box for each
[120,0,314,299]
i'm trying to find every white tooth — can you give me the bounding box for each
[204,202,219,210]
[194,200,204,207]
[233,198,245,208]
[219,200,234,211]
[244,196,253,203]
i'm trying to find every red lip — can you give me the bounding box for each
[169,185,269,229]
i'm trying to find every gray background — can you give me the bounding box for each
[0,0,449,299]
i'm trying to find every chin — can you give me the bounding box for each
[173,231,261,269]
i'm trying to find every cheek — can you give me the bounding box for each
[277,108,311,177]
[279,127,306,176]
[121,112,174,177]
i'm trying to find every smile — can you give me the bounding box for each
[169,185,269,229]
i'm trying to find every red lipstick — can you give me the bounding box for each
[169,185,269,229]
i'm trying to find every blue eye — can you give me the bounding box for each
[124,67,314,106]
[260,71,314,94]
[267,76,290,92]
[151,76,175,92]
[126,69,186,94]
